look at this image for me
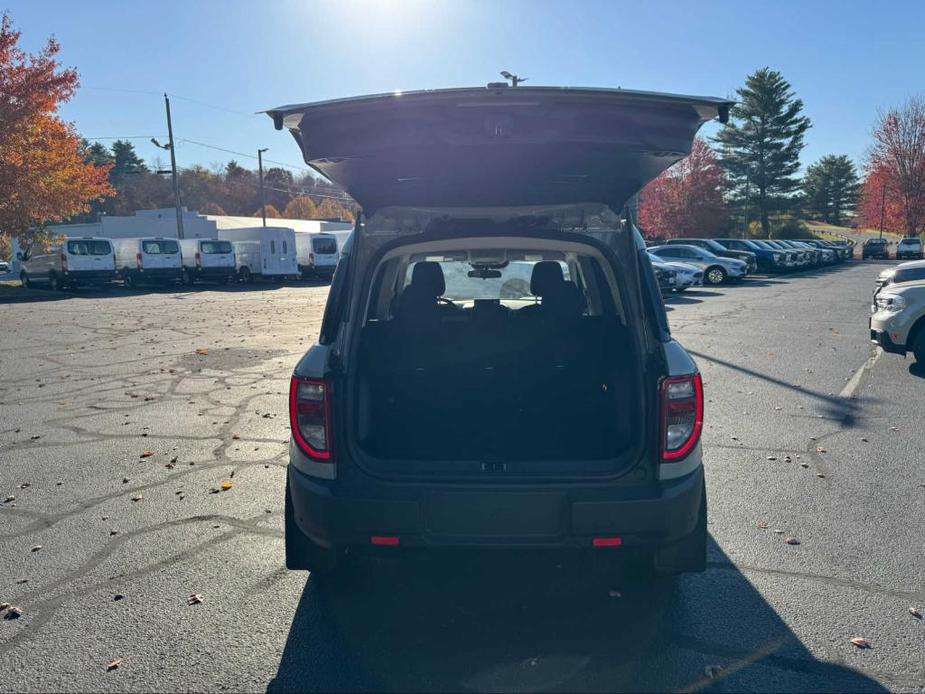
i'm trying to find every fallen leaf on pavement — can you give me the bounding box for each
[106,659,123,671]
[849,637,871,648]
[221,481,233,491]
[773,529,784,534]
[817,473,826,478]
[113,594,124,601]
[5,606,22,619]
[130,495,142,502]
[195,348,209,355]
[30,545,42,552]
[139,451,153,458]
[186,593,203,605]
[0,602,9,610]
[3,496,14,503]
[785,537,801,545]
[756,523,768,529]
[608,590,622,598]
[910,607,921,619]
[231,434,240,440]
[766,456,778,461]
[816,447,827,453]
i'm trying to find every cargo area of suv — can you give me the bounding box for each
[353,237,642,472]
[271,84,728,576]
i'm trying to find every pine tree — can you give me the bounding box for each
[713,68,811,237]
[802,155,860,225]
[110,139,148,182]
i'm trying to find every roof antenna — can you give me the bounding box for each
[500,71,527,87]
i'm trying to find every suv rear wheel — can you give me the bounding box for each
[20,271,30,288]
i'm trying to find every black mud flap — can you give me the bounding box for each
[653,477,707,575]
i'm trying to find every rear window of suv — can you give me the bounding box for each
[67,240,111,255]
[142,240,179,254]
[200,241,233,254]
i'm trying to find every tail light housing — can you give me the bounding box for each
[60,253,68,272]
[289,377,333,462]
[136,252,143,269]
[309,252,315,266]
[194,252,201,268]
[659,374,703,462]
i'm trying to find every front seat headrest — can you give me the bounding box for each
[530,261,565,296]
[409,261,446,297]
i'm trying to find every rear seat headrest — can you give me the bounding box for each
[410,261,446,297]
[530,261,565,296]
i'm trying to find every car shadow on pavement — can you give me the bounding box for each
[907,361,925,379]
[268,540,885,693]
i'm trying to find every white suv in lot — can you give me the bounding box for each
[871,276,925,362]
[268,85,732,578]
[896,237,924,260]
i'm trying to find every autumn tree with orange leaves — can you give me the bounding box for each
[0,14,113,251]
[859,97,925,236]
[638,138,729,238]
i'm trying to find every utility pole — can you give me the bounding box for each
[879,180,886,241]
[258,148,269,228]
[162,94,184,239]
[742,172,750,238]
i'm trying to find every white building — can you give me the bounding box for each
[11,208,354,273]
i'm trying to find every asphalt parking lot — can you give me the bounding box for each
[1,263,923,692]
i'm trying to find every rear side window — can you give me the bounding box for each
[200,241,232,254]
[67,240,111,255]
[313,237,338,254]
[142,240,179,254]
[282,240,288,254]
[271,240,276,254]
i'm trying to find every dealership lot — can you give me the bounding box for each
[0,264,923,692]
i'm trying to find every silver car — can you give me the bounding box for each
[648,244,748,285]
[648,253,703,290]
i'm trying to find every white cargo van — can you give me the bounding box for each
[217,227,298,282]
[113,237,182,288]
[294,232,340,279]
[178,238,236,285]
[19,237,116,290]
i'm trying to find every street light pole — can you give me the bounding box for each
[163,94,184,239]
[258,148,269,228]
[879,180,886,241]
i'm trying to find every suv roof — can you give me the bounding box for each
[265,86,732,212]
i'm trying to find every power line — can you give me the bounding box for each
[81,86,259,119]
[84,135,166,140]
[178,138,314,174]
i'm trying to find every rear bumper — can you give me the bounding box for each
[288,463,705,551]
[299,264,336,277]
[63,270,115,284]
[193,266,235,279]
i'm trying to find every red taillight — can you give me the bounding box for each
[371,536,400,546]
[289,376,333,462]
[592,537,623,547]
[659,374,704,462]
[194,252,201,268]
[60,253,67,272]
[136,252,143,269]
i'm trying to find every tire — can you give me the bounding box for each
[285,475,339,574]
[20,271,30,288]
[181,268,193,286]
[654,477,707,575]
[48,273,62,292]
[239,267,252,284]
[912,330,925,363]
[123,272,136,289]
[705,265,727,285]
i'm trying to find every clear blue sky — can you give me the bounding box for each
[6,0,923,177]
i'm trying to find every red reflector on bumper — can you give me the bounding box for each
[370,536,400,546]
[592,537,623,547]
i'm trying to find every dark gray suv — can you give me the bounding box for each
[267,85,731,578]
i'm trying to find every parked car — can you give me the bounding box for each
[803,239,845,263]
[862,238,891,259]
[764,240,811,268]
[664,261,704,291]
[648,244,748,284]
[218,227,298,282]
[269,85,729,577]
[778,240,822,266]
[113,237,182,288]
[790,240,835,265]
[870,276,925,362]
[178,238,237,285]
[875,259,925,291]
[648,255,678,293]
[666,238,756,273]
[896,237,923,260]
[294,232,340,279]
[19,237,116,290]
[714,238,788,273]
